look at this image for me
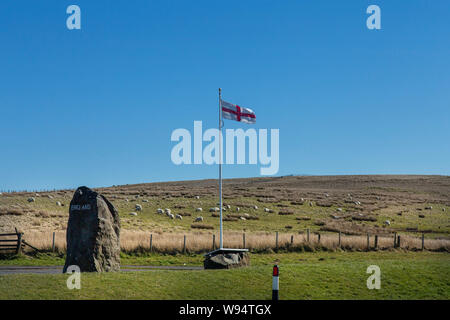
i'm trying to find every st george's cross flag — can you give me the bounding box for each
[221,100,256,124]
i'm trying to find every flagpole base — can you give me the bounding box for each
[203,248,250,269]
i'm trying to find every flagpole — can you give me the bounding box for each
[218,88,223,249]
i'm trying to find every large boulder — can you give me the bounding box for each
[63,186,120,273]
[204,251,250,269]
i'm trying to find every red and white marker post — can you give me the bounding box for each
[272,265,279,300]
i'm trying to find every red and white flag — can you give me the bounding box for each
[221,100,256,124]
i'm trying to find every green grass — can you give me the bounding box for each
[0,251,449,299]
[3,193,449,238]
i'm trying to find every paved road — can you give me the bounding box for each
[0,265,203,275]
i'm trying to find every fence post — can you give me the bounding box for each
[16,232,22,255]
[421,233,425,250]
[317,233,321,244]
[397,235,401,248]
[183,235,186,254]
[338,231,341,247]
[275,232,279,251]
[52,232,55,252]
[212,234,216,250]
[150,234,153,252]
[393,232,397,248]
[374,235,378,249]
[307,229,310,242]
[290,235,294,247]
[367,234,370,250]
[243,233,246,249]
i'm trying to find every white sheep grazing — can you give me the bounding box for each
[194,216,204,222]
[135,204,142,211]
[226,205,231,210]
[157,208,164,214]
[209,207,219,212]
[384,220,391,226]
[300,198,304,202]
[165,208,171,214]
[195,196,200,199]
[196,208,203,212]
[244,213,250,217]
[175,214,182,220]
[264,208,270,212]
[129,212,138,216]
[169,213,175,219]
[309,201,313,207]
[28,197,35,203]
[236,207,240,212]
[240,217,246,220]
[253,205,258,210]
[336,208,343,212]
[56,201,62,206]
[142,199,149,203]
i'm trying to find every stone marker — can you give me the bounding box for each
[204,251,250,269]
[63,186,120,273]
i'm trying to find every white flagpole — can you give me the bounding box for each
[218,88,223,249]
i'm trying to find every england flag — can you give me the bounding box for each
[221,100,256,124]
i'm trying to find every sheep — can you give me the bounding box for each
[300,198,304,202]
[142,199,149,203]
[336,208,343,212]
[425,206,432,210]
[135,204,142,211]
[175,214,182,220]
[244,213,250,217]
[125,198,129,202]
[165,208,171,215]
[264,208,270,212]
[157,208,164,214]
[324,193,329,197]
[240,217,246,220]
[226,205,231,210]
[384,220,391,226]
[443,208,446,212]
[253,205,258,210]
[129,212,138,216]
[27,197,35,203]
[209,207,219,212]
[309,201,313,207]
[56,201,62,206]
[168,213,175,219]
[194,216,204,222]
[236,207,240,212]
[196,208,203,212]
[195,196,200,199]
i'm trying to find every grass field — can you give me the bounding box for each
[0,251,449,300]
[0,176,449,300]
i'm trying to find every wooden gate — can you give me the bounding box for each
[0,231,23,254]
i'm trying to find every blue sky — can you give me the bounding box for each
[0,1,449,191]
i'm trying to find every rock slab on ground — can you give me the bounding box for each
[204,251,250,269]
[63,186,120,273]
